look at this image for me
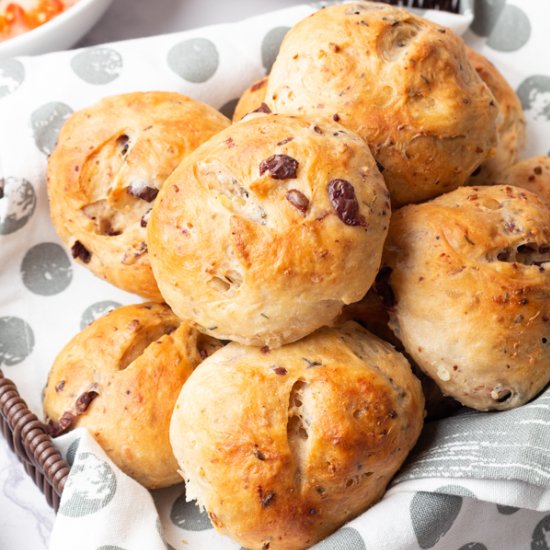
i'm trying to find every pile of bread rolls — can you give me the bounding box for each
[42,3,550,549]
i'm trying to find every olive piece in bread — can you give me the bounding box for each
[266,2,499,207]
[148,113,390,348]
[47,92,230,300]
[170,322,424,550]
[43,302,222,489]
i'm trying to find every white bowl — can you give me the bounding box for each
[0,0,114,59]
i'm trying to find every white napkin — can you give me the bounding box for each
[1,1,550,549]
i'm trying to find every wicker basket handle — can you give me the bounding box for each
[0,369,69,511]
[380,0,459,11]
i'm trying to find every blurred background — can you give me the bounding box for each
[79,0,307,47]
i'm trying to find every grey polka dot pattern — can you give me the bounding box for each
[0,177,37,235]
[497,504,520,515]
[80,301,121,330]
[435,485,476,499]
[311,527,366,549]
[0,317,35,367]
[167,38,219,83]
[410,492,463,549]
[71,47,123,85]
[30,102,73,156]
[487,5,531,52]
[458,544,487,550]
[170,492,212,531]
[0,58,25,99]
[219,97,238,119]
[517,76,550,121]
[261,27,290,73]
[21,242,72,296]
[532,514,550,550]
[66,438,81,468]
[470,1,531,52]
[59,452,117,518]
[0,177,36,235]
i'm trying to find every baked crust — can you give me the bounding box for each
[47,92,230,300]
[503,156,550,205]
[148,113,390,347]
[170,322,424,550]
[266,2,499,207]
[43,302,221,488]
[384,185,550,410]
[466,49,526,185]
[233,77,269,121]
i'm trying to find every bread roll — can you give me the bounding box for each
[384,185,550,411]
[43,302,222,488]
[265,2,499,207]
[170,322,424,550]
[47,92,230,300]
[148,113,390,347]
[233,77,269,121]
[466,49,526,185]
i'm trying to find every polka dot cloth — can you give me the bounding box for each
[0,2,549,550]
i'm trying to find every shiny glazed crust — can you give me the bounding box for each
[43,302,222,488]
[47,92,230,300]
[148,113,390,347]
[170,322,424,550]
[266,2,499,207]
[233,77,269,121]
[384,186,550,410]
[466,49,526,185]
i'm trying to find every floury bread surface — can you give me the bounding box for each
[266,2,499,207]
[170,322,424,550]
[384,186,550,411]
[148,113,390,347]
[47,92,230,300]
[43,303,222,488]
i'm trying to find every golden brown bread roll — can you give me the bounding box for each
[233,77,269,121]
[148,113,390,348]
[265,2,499,207]
[383,185,550,411]
[502,156,550,205]
[466,49,526,185]
[43,302,222,488]
[47,92,230,300]
[170,322,424,550]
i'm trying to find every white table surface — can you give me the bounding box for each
[0,1,305,548]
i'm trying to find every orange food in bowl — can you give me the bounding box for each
[0,0,77,41]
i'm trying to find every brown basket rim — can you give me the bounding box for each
[0,368,69,512]
[0,0,460,517]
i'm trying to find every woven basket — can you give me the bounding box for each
[0,369,69,511]
[0,0,459,515]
